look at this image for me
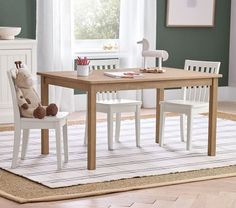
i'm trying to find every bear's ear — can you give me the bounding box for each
[14,61,19,69]
[14,61,23,69]
[14,61,21,69]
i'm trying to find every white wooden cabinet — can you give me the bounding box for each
[0,39,37,123]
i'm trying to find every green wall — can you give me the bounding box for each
[0,0,36,39]
[157,0,231,86]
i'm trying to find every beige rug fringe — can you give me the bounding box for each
[1,169,236,204]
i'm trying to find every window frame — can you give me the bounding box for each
[72,0,120,53]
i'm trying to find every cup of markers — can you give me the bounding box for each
[76,56,91,77]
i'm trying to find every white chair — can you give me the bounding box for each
[7,69,69,170]
[159,60,221,150]
[84,59,142,150]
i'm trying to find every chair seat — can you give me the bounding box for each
[96,99,142,106]
[21,112,69,122]
[160,100,209,109]
[21,112,69,130]
[96,99,142,114]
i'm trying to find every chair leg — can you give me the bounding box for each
[84,110,88,146]
[55,125,62,170]
[159,106,166,147]
[107,111,114,150]
[135,105,141,147]
[186,112,193,151]
[115,113,121,143]
[11,127,21,168]
[63,123,68,163]
[180,114,186,142]
[21,129,30,160]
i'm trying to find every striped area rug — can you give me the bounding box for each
[0,115,236,188]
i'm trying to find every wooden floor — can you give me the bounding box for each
[1,177,236,208]
[1,101,236,207]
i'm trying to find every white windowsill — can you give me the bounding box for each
[74,39,120,59]
[74,49,121,59]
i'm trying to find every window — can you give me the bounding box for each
[73,0,120,52]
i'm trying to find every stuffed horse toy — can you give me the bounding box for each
[137,38,169,69]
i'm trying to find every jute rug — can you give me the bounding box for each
[1,114,236,203]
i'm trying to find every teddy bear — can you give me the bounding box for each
[14,61,58,119]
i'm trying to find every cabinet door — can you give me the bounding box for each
[0,49,32,123]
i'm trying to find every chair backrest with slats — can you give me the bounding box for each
[183,60,221,102]
[89,59,120,101]
[7,69,21,124]
[90,59,119,71]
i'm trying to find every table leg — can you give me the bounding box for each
[41,76,49,154]
[156,88,164,143]
[208,78,218,156]
[87,87,96,170]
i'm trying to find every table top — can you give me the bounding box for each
[37,67,222,85]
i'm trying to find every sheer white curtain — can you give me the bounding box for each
[119,0,156,68]
[37,0,75,112]
[119,0,157,101]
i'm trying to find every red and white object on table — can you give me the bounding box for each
[76,56,91,77]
